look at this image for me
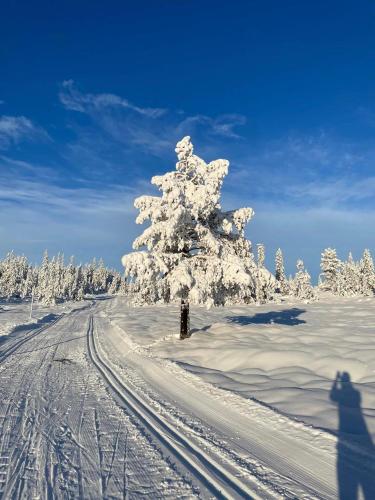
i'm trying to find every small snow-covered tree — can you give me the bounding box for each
[72,265,85,301]
[54,253,65,300]
[339,252,359,296]
[36,250,55,305]
[255,266,277,302]
[93,259,109,293]
[253,244,277,301]
[122,136,258,338]
[61,256,76,300]
[359,249,375,296]
[275,248,289,294]
[257,243,265,268]
[84,258,96,294]
[22,265,37,299]
[35,251,63,305]
[0,252,29,299]
[292,259,314,300]
[320,248,340,293]
[108,271,122,295]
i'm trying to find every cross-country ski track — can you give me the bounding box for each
[1,299,374,499]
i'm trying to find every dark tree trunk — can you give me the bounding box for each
[180,298,190,339]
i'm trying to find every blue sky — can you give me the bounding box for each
[1,1,375,280]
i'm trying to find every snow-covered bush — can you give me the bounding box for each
[291,259,315,300]
[255,266,278,302]
[275,248,289,295]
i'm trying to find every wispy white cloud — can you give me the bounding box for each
[227,131,375,209]
[59,81,247,159]
[0,155,142,267]
[285,176,375,205]
[176,113,246,139]
[0,155,138,215]
[60,79,166,118]
[3,83,375,275]
[0,115,49,150]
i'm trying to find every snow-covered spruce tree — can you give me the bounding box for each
[320,248,341,293]
[93,259,110,294]
[257,243,265,268]
[108,271,123,295]
[338,252,359,296]
[0,252,29,299]
[83,258,96,294]
[253,243,277,302]
[359,249,375,296]
[254,266,277,303]
[122,136,258,339]
[21,265,34,299]
[292,259,314,300]
[275,248,289,295]
[36,251,58,305]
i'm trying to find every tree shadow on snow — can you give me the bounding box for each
[0,313,60,350]
[10,313,59,334]
[226,308,306,326]
[190,325,211,334]
[330,371,375,499]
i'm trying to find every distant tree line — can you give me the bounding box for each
[319,248,375,296]
[262,246,375,301]
[0,251,126,305]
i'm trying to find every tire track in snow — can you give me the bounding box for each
[0,312,71,498]
[0,305,198,499]
[88,314,263,500]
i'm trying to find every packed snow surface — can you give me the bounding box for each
[0,299,79,339]
[1,295,375,498]
[0,301,197,498]
[102,295,375,442]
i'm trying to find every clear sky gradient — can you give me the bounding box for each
[1,1,375,280]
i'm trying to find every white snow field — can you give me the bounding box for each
[1,296,375,498]
[98,295,375,499]
[99,296,375,439]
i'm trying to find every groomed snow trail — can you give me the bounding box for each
[88,314,263,499]
[0,304,197,499]
[95,301,375,500]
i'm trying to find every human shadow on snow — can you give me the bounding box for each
[330,371,375,499]
[226,308,306,326]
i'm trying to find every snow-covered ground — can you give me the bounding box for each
[0,300,198,498]
[100,295,375,443]
[0,299,82,340]
[1,295,375,498]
